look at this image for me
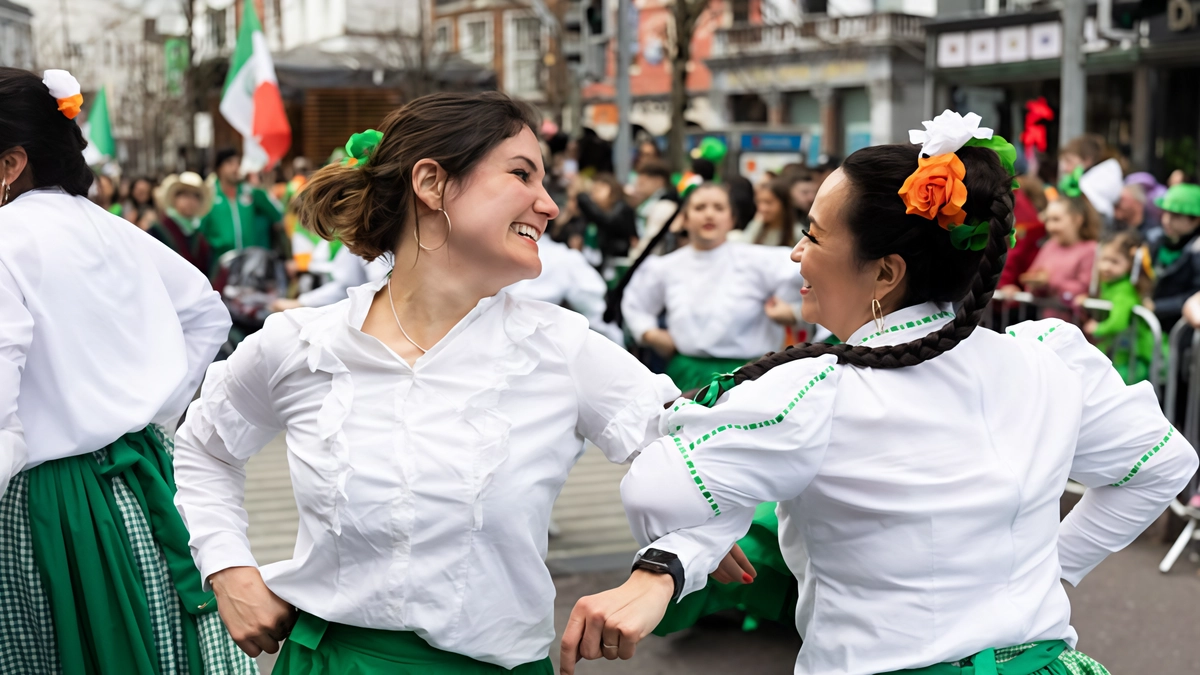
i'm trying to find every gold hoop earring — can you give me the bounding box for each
[1,179,8,207]
[415,207,451,252]
[871,298,885,334]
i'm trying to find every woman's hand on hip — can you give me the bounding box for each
[209,566,297,657]
[642,328,676,359]
[559,570,674,674]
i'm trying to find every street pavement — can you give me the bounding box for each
[244,436,1200,674]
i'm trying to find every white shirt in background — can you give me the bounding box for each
[0,189,230,495]
[621,241,804,359]
[506,237,623,343]
[622,303,1197,675]
[298,239,369,308]
[172,278,745,668]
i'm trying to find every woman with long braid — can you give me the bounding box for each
[561,113,1196,675]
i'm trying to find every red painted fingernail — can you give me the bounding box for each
[742,573,753,584]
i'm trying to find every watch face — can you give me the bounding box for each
[640,548,678,565]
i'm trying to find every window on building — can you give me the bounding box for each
[731,0,751,23]
[433,22,451,54]
[840,87,872,156]
[208,8,227,51]
[508,16,543,95]
[730,94,769,123]
[460,16,492,65]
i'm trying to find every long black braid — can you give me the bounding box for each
[729,144,1016,387]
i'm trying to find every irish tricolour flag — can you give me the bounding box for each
[220,1,290,172]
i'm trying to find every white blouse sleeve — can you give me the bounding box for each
[620,256,667,344]
[137,232,232,425]
[621,355,840,593]
[1011,320,1199,585]
[570,329,680,463]
[0,260,31,497]
[173,319,288,587]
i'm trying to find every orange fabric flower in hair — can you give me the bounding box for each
[57,93,84,120]
[898,153,968,228]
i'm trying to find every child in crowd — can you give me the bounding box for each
[1081,230,1155,384]
[1021,195,1100,319]
[1148,183,1200,331]
[998,174,1049,295]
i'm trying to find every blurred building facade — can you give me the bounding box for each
[0,0,33,70]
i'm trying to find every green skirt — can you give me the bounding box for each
[654,502,797,635]
[0,427,254,675]
[885,640,1108,675]
[273,611,554,674]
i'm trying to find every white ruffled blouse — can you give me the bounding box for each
[622,303,1197,674]
[173,277,742,667]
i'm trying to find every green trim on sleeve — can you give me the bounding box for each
[1109,427,1176,487]
[667,364,837,516]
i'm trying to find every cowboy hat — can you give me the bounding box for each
[161,171,213,217]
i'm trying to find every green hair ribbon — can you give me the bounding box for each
[1058,166,1084,198]
[694,371,738,408]
[1007,229,1018,250]
[940,134,1020,252]
[947,220,990,252]
[343,129,383,168]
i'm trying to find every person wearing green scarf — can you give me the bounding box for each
[200,148,282,272]
[151,172,213,274]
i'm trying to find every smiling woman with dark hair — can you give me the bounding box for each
[171,91,747,674]
[0,67,251,674]
[564,113,1195,675]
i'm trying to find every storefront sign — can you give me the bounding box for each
[740,133,803,153]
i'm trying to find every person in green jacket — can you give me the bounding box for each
[200,148,282,270]
[1083,230,1155,383]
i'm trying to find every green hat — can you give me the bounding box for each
[690,137,727,164]
[1156,183,1200,217]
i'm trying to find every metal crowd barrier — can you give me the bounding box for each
[1159,318,1200,573]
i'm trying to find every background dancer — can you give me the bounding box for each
[0,68,253,675]
[562,113,1197,675]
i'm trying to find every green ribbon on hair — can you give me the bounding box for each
[1007,229,1018,250]
[964,134,1019,189]
[695,371,738,408]
[1058,165,1084,198]
[948,219,990,252]
[343,129,383,168]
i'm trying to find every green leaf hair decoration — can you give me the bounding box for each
[964,134,1019,189]
[1007,229,1018,250]
[1058,166,1084,198]
[948,219,990,251]
[343,129,383,168]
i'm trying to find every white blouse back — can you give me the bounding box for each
[0,190,229,482]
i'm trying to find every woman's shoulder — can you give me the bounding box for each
[1003,319,1102,374]
[501,292,591,347]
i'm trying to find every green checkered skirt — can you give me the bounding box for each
[0,427,256,675]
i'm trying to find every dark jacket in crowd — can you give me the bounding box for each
[576,193,637,259]
[1150,227,1200,330]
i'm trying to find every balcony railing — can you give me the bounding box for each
[713,13,926,57]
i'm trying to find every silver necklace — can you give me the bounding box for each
[386,275,428,354]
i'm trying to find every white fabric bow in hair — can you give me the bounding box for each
[42,69,81,100]
[909,110,994,158]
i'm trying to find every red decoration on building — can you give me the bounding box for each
[1021,97,1054,154]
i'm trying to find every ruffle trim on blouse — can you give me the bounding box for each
[297,310,355,536]
[455,295,554,527]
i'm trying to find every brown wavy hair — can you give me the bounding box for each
[297,91,541,261]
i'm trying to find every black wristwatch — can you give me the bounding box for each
[631,548,684,601]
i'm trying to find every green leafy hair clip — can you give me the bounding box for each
[343,129,383,168]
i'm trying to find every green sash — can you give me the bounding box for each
[27,427,216,675]
[273,612,553,674]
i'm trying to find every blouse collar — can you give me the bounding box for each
[846,301,956,348]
